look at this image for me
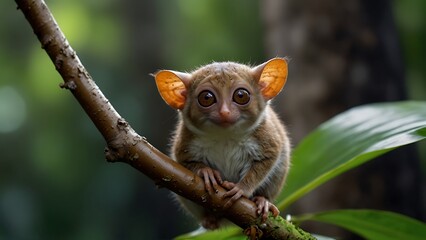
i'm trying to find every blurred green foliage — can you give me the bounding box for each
[394,0,426,170]
[0,0,424,239]
[394,0,426,101]
[0,0,263,239]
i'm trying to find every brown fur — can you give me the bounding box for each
[156,59,290,229]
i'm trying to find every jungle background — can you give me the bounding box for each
[0,0,425,239]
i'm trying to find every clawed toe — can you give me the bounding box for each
[252,196,280,222]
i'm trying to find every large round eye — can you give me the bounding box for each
[233,88,250,105]
[198,90,216,107]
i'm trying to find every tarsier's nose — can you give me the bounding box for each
[219,103,231,118]
[217,102,238,127]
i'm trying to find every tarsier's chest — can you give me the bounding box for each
[189,137,263,182]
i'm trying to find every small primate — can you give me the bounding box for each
[154,58,291,229]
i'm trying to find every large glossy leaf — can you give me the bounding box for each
[295,209,426,240]
[277,101,426,209]
[175,227,243,240]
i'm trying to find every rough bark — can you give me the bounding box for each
[14,0,314,239]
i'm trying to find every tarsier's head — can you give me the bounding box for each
[154,58,288,134]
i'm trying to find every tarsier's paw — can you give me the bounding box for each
[252,196,280,222]
[197,167,223,195]
[221,181,245,208]
[201,213,221,230]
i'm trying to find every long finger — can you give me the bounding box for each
[269,203,280,217]
[224,189,243,208]
[202,170,214,195]
[207,169,220,194]
[221,181,235,190]
[255,198,265,216]
[262,200,269,221]
[212,170,223,185]
[222,186,239,198]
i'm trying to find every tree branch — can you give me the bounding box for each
[14,1,314,239]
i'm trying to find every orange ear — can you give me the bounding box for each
[154,70,190,110]
[253,58,288,100]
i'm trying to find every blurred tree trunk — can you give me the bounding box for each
[261,0,423,238]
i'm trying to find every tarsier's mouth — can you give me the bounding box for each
[215,121,234,128]
[214,117,238,127]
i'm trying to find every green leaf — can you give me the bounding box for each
[295,209,426,240]
[174,227,243,240]
[277,101,426,209]
[311,235,335,240]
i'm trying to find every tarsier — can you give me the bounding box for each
[154,58,291,229]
